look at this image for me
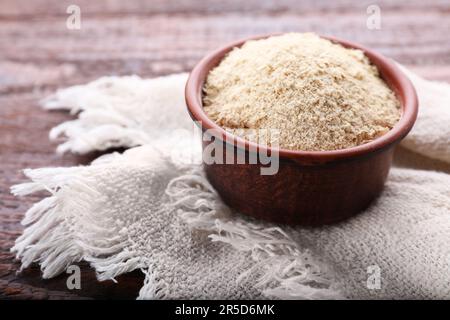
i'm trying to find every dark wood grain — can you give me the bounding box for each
[1,0,449,299]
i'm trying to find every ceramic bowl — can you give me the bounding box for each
[185,34,418,225]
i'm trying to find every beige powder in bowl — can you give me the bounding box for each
[203,33,401,151]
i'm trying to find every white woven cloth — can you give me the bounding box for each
[11,69,450,299]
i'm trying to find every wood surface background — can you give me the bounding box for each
[1,0,449,299]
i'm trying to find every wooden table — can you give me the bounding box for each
[1,0,449,299]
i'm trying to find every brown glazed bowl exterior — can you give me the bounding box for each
[185,34,418,226]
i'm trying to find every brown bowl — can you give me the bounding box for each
[185,34,418,226]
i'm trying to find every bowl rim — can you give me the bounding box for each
[185,33,418,164]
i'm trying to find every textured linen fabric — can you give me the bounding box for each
[298,169,450,299]
[11,148,262,299]
[11,68,450,299]
[399,67,450,164]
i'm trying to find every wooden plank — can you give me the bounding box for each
[1,0,449,299]
[1,13,449,86]
[1,0,449,17]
